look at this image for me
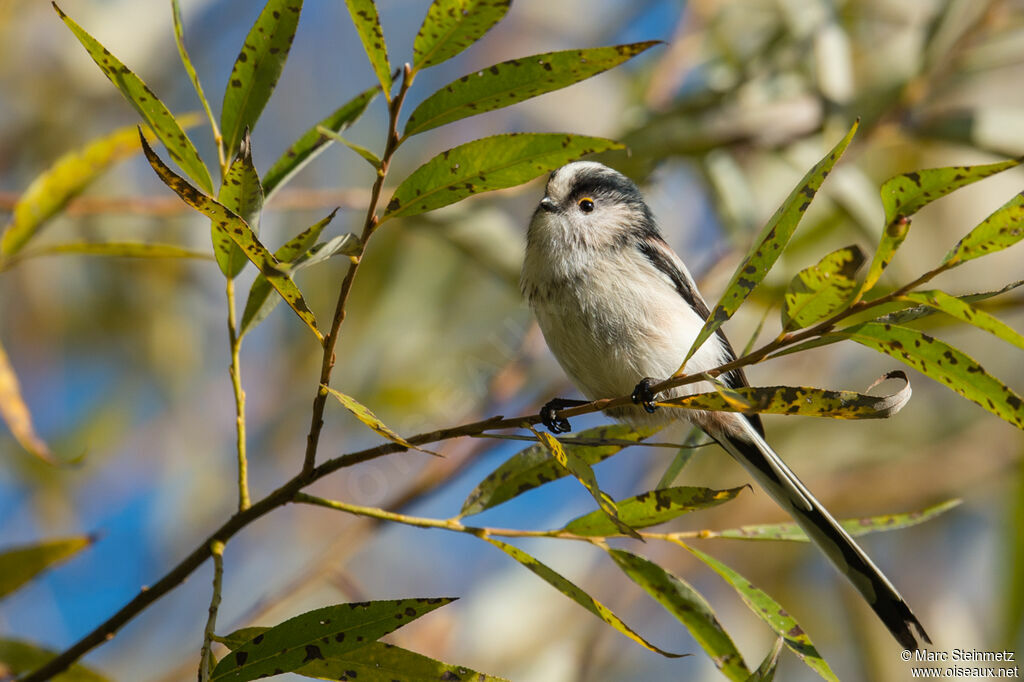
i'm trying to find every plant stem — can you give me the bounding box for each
[226,278,250,512]
[197,540,225,682]
[301,64,414,476]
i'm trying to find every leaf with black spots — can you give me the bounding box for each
[783,245,865,330]
[564,486,743,537]
[459,424,658,518]
[345,0,392,96]
[383,133,623,220]
[219,0,303,158]
[210,599,455,682]
[54,4,212,193]
[139,132,322,342]
[404,42,659,137]
[684,121,858,367]
[215,132,264,278]
[413,0,511,71]
[609,550,750,681]
[902,290,1024,351]
[943,190,1024,265]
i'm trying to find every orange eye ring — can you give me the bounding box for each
[578,197,595,213]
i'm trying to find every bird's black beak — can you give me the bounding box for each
[539,196,557,213]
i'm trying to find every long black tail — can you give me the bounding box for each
[713,420,931,650]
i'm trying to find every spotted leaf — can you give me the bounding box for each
[459,424,658,518]
[484,538,684,658]
[684,121,858,367]
[0,341,55,464]
[139,132,322,342]
[404,42,659,137]
[263,85,378,200]
[782,244,865,330]
[563,486,744,537]
[535,429,639,539]
[239,210,342,338]
[680,542,837,682]
[860,216,910,294]
[54,4,212,193]
[705,499,961,541]
[608,550,750,681]
[345,0,392,96]
[384,133,623,220]
[215,133,264,278]
[413,0,511,71]
[0,639,109,681]
[838,322,1024,429]
[209,599,455,682]
[902,290,1024,351]
[323,386,439,456]
[0,125,157,258]
[657,371,912,420]
[220,0,303,158]
[882,160,1019,228]
[943,190,1024,266]
[0,536,93,599]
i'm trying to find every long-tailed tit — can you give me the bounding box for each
[520,160,929,650]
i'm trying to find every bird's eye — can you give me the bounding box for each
[578,197,595,213]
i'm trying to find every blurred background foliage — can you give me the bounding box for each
[1,0,1023,680]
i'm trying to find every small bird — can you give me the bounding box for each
[520,160,930,650]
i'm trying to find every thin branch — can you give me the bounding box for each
[226,278,249,512]
[301,63,415,475]
[197,540,225,682]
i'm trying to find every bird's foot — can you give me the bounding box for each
[631,377,660,414]
[540,398,586,434]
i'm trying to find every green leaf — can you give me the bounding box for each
[861,216,910,294]
[535,430,639,539]
[384,133,623,220]
[323,386,439,456]
[210,599,455,682]
[1005,458,1024,650]
[783,244,865,330]
[903,290,1024,351]
[171,0,219,144]
[219,0,303,158]
[881,160,1019,227]
[0,639,110,681]
[53,4,212,193]
[0,125,155,257]
[238,210,342,338]
[876,279,1024,327]
[484,538,684,658]
[0,537,93,599]
[403,42,659,137]
[0,341,56,464]
[221,631,511,681]
[708,499,961,541]
[684,121,858,366]
[657,371,912,420]
[263,86,378,200]
[655,427,706,490]
[344,0,392,97]
[412,0,511,71]
[459,423,658,518]
[682,543,838,682]
[564,486,744,537]
[943,190,1024,265]
[139,132,322,342]
[746,638,784,682]
[215,134,264,278]
[608,550,750,681]
[9,242,212,266]
[315,126,381,169]
[838,322,1024,429]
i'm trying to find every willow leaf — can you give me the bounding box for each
[943,190,1024,265]
[564,486,743,537]
[384,133,623,220]
[215,134,264,278]
[0,639,109,681]
[684,121,858,366]
[54,4,212,193]
[323,386,439,456]
[412,0,511,71]
[903,290,1024,351]
[609,550,750,681]
[0,536,93,599]
[345,0,392,96]
[0,341,55,464]
[220,0,303,157]
[783,244,865,330]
